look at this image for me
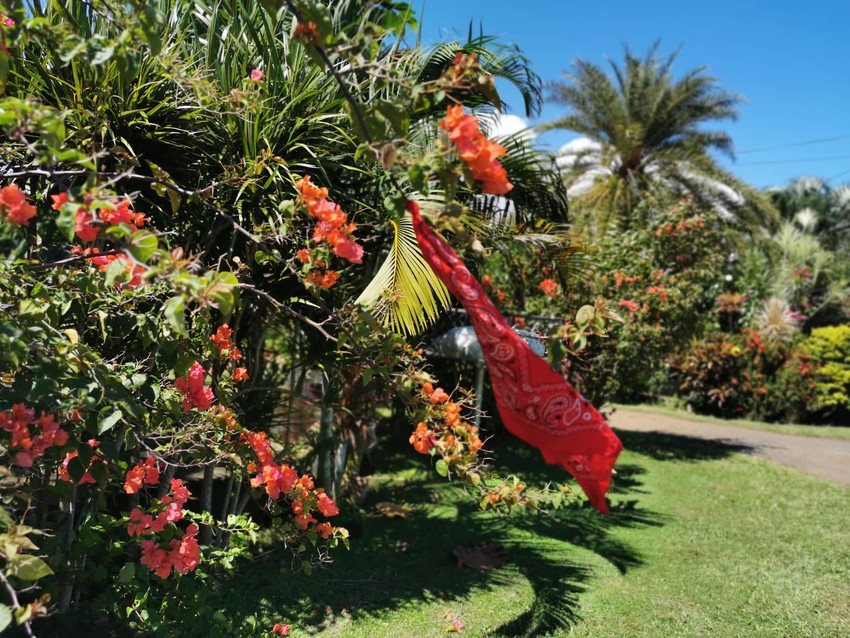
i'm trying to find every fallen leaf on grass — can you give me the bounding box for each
[452,542,510,570]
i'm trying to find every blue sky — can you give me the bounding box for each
[419,0,850,189]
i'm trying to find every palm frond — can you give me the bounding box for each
[355,212,451,337]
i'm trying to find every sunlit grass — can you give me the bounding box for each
[213,427,850,637]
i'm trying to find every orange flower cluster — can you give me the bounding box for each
[210,324,243,361]
[440,105,513,195]
[127,479,191,537]
[209,325,249,381]
[538,278,558,298]
[0,184,37,226]
[646,285,669,304]
[653,216,705,237]
[0,404,69,468]
[124,457,160,494]
[59,439,102,485]
[294,20,320,43]
[295,176,364,264]
[53,192,146,243]
[242,431,340,536]
[447,51,481,85]
[304,269,340,290]
[140,524,201,579]
[414,384,484,463]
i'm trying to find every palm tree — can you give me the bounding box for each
[543,44,776,232]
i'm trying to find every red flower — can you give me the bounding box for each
[0,184,37,226]
[75,208,100,242]
[175,362,215,411]
[272,623,291,636]
[233,367,249,382]
[250,69,264,82]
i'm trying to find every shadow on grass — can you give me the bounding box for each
[615,429,753,462]
[213,427,738,637]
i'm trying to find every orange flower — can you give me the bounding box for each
[538,278,558,297]
[409,422,435,454]
[421,382,434,396]
[233,367,249,382]
[430,387,450,404]
[295,176,363,264]
[0,184,37,226]
[51,192,69,211]
[440,105,513,195]
[305,269,340,289]
[124,457,160,494]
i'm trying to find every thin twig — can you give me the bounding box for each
[238,283,338,343]
[0,569,37,638]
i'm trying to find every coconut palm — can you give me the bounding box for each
[543,44,777,232]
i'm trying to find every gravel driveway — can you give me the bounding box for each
[609,408,850,486]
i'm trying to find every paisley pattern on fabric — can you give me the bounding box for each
[408,200,623,513]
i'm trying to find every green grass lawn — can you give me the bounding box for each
[611,402,850,440]
[217,428,850,637]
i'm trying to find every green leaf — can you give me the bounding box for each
[104,258,127,286]
[0,603,11,632]
[435,459,448,477]
[139,6,164,56]
[162,297,187,336]
[127,231,158,262]
[575,305,595,325]
[207,273,238,316]
[8,554,53,581]
[97,408,123,435]
[118,562,136,584]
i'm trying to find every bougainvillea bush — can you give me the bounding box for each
[0,1,594,635]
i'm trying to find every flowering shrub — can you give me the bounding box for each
[0,1,574,635]
[669,328,819,422]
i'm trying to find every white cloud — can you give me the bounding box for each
[487,113,536,141]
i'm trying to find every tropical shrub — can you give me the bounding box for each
[799,325,850,419]
[669,328,819,423]
[575,198,731,403]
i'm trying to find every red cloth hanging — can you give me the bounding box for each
[409,200,622,513]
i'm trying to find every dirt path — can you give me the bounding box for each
[609,408,850,486]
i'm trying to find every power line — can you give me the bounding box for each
[735,154,850,166]
[737,134,850,155]
[826,167,850,183]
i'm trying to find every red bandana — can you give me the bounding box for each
[409,201,622,513]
